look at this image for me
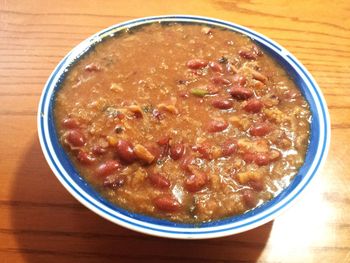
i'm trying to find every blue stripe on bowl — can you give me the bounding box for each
[38,15,329,237]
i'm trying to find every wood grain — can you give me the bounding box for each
[0,0,349,262]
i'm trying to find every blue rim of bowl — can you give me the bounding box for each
[37,15,330,239]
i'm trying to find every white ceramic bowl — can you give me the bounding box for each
[38,15,330,239]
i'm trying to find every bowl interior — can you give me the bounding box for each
[39,15,329,237]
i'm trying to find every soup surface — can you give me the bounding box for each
[54,23,311,223]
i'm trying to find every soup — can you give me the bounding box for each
[54,23,311,223]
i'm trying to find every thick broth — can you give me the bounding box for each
[54,23,310,223]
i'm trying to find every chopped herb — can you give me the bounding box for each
[190,88,209,97]
[142,104,154,113]
[104,106,120,118]
[218,56,228,64]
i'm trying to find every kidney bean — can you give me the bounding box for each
[95,160,120,177]
[229,87,253,100]
[154,195,180,212]
[148,172,170,188]
[62,118,79,129]
[244,99,263,113]
[243,152,256,164]
[241,189,258,208]
[210,74,231,85]
[221,140,237,157]
[255,153,270,166]
[207,119,228,133]
[193,143,212,160]
[91,145,107,155]
[209,61,223,72]
[77,150,96,164]
[65,130,85,147]
[248,179,264,191]
[212,98,233,109]
[231,74,247,86]
[103,175,125,189]
[186,59,208,69]
[170,143,185,160]
[184,169,208,192]
[180,155,195,171]
[249,122,271,136]
[115,140,136,163]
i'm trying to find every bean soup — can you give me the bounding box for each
[54,23,311,223]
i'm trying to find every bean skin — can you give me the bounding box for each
[255,153,270,166]
[244,99,263,113]
[249,122,271,136]
[85,63,101,72]
[170,143,185,160]
[148,172,170,188]
[184,170,208,192]
[208,61,223,72]
[95,160,120,177]
[231,74,247,86]
[65,130,85,147]
[154,195,180,212]
[212,98,233,109]
[243,152,256,164]
[229,87,253,100]
[187,59,208,69]
[248,179,264,191]
[180,155,195,171]
[115,140,136,163]
[207,119,228,133]
[221,140,237,157]
[210,74,231,85]
[241,189,258,208]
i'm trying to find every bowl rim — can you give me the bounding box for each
[37,15,331,239]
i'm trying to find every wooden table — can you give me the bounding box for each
[1,0,349,262]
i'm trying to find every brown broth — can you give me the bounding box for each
[54,23,311,223]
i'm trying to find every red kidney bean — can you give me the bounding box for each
[231,74,247,86]
[243,152,256,164]
[170,143,185,160]
[91,145,107,155]
[77,150,96,164]
[244,99,263,113]
[248,179,264,191]
[241,189,258,208]
[148,172,170,188]
[115,140,136,163]
[229,87,253,100]
[180,155,195,171]
[193,143,212,160]
[154,195,180,212]
[85,63,101,72]
[255,153,270,166]
[186,59,208,69]
[221,139,237,157]
[62,118,79,129]
[212,98,233,109]
[249,122,271,136]
[95,160,120,177]
[184,171,208,192]
[209,61,223,72]
[210,74,231,85]
[65,130,85,147]
[207,119,228,133]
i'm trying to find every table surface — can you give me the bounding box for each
[1,0,349,262]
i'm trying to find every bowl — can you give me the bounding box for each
[37,15,330,239]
